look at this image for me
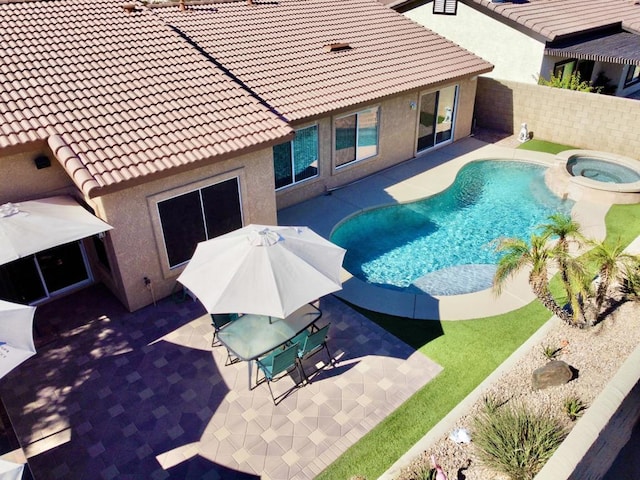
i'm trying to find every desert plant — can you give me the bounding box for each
[472,404,566,480]
[538,71,597,93]
[415,467,437,480]
[563,396,587,421]
[482,393,503,414]
[541,344,561,360]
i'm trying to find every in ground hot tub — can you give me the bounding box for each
[545,150,640,204]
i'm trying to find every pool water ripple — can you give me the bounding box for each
[331,160,574,296]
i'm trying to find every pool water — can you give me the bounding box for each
[330,160,574,296]
[567,156,640,184]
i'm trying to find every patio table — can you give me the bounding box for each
[216,303,322,389]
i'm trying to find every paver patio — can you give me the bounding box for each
[0,284,441,479]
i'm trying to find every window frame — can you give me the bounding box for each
[624,64,640,88]
[334,106,380,170]
[155,176,244,270]
[274,124,319,191]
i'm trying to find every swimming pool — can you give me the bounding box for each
[330,160,573,296]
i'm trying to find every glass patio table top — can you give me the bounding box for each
[217,303,322,362]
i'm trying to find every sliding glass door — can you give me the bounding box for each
[417,85,457,153]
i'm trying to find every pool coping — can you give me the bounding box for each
[278,137,610,320]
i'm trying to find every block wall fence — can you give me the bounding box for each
[474,78,640,160]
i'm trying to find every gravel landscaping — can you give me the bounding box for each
[394,298,640,480]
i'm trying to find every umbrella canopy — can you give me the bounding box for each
[0,300,36,379]
[177,225,346,319]
[0,196,113,266]
[0,460,24,480]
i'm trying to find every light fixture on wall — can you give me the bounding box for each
[410,101,417,110]
[33,154,51,169]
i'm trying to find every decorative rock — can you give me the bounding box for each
[532,360,574,390]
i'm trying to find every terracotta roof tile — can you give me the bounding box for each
[1,0,490,197]
[0,0,293,197]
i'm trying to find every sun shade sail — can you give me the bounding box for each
[0,195,113,266]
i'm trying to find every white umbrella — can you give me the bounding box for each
[0,459,24,480]
[177,225,346,319]
[0,196,113,266]
[0,300,36,379]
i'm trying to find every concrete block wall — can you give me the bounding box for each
[475,78,640,160]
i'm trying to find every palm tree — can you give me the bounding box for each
[587,240,638,323]
[540,213,586,324]
[493,234,573,324]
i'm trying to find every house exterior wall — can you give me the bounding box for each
[404,3,544,84]
[276,77,478,208]
[0,146,76,204]
[95,148,277,311]
[475,77,640,158]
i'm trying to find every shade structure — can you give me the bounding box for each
[0,300,36,379]
[0,196,113,266]
[177,225,346,319]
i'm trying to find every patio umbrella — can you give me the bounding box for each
[0,460,24,480]
[0,196,112,266]
[177,225,346,319]
[0,300,37,379]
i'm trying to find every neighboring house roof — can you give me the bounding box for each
[546,31,640,66]
[0,0,293,197]
[0,0,492,198]
[466,0,640,41]
[385,0,640,41]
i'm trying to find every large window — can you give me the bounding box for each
[417,85,457,153]
[625,65,640,87]
[273,125,318,189]
[335,106,379,168]
[158,178,242,268]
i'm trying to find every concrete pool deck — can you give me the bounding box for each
[278,136,610,320]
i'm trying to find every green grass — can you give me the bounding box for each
[316,202,640,480]
[516,139,577,154]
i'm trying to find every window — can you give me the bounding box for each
[417,85,457,153]
[273,125,318,189]
[625,65,640,87]
[158,178,242,268]
[335,106,379,168]
[552,59,594,83]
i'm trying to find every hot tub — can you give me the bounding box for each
[545,150,640,204]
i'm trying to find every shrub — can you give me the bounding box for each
[472,404,566,480]
[563,396,587,421]
[538,71,598,93]
[416,467,437,480]
[482,393,503,414]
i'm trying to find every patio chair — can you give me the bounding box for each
[294,323,334,382]
[211,313,239,365]
[255,342,304,405]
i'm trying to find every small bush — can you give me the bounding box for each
[482,393,503,414]
[416,467,436,480]
[563,396,587,421]
[472,404,566,480]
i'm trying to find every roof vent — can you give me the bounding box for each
[123,3,136,13]
[324,43,352,53]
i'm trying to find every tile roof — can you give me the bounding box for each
[545,31,640,66]
[466,0,640,41]
[154,0,493,122]
[0,0,492,197]
[0,0,293,197]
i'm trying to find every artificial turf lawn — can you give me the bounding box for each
[316,202,640,480]
[516,139,578,154]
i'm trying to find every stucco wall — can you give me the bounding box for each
[0,146,76,204]
[276,77,478,209]
[475,78,640,159]
[96,148,277,311]
[404,2,544,84]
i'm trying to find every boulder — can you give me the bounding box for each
[532,360,574,390]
